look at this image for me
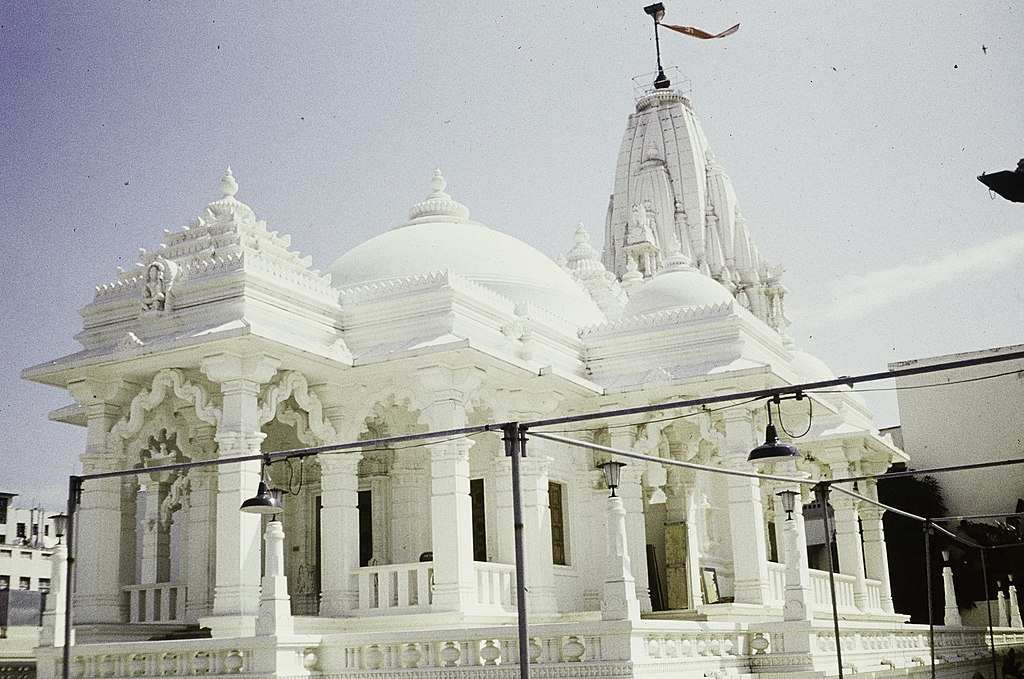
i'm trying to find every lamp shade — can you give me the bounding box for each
[978,161,1024,203]
[51,513,68,539]
[643,2,666,22]
[748,424,801,462]
[240,481,284,515]
[776,489,799,519]
[597,460,627,496]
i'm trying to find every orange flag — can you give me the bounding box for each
[661,23,740,39]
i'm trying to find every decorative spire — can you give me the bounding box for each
[407,169,471,223]
[563,221,605,273]
[220,166,238,199]
[660,250,696,274]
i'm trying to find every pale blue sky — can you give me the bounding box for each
[2,2,1021,507]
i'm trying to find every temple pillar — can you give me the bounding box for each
[860,478,895,613]
[184,464,217,621]
[201,353,280,620]
[720,409,771,605]
[518,454,558,615]
[608,430,652,613]
[139,473,173,584]
[318,451,362,617]
[418,366,485,614]
[829,461,868,611]
[68,379,132,624]
[664,466,701,610]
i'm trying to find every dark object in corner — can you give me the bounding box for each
[978,159,1024,203]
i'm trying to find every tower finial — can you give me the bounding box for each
[643,3,671,90]
[220,166,238,198]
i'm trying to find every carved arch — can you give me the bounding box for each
[258,370,337,445]
[108,369,221,457]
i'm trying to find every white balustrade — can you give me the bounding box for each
[474,562,515,608]
[766,562,786,606]
[809,569,858,614]
[352,563,434,613]
[122,583,187,623]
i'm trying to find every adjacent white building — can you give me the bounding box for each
[891,344,1024,517]
[0,493,61,593]
[22,81,1021,678]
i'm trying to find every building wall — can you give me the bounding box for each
[891,344,1024,516]
[0,496,61,593]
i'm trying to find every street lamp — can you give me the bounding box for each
[643,3,671,90]
[598,460,627,497]
[978,159,1024,203]
[51,514,68,545]
[776,489,799,520]
[748,399,802,462]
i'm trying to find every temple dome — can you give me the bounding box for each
[623,252,734,317]
[329,171,606,327]
[789,348,837,383]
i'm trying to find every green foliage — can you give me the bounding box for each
[877,466,947,624]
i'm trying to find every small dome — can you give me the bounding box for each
[329,172,606,328]
[789,348,837,384]
[623,252,734,317]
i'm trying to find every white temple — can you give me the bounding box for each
[23,81,1021,678]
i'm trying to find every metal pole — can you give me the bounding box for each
[815,482,843,679]
[981,548,998,679]
[653,17,663,74]
[61,476,81,679]
[924,521,935,679]
[503,424,530,679]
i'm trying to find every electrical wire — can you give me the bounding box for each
[534,396,763,435]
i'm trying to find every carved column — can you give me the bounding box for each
[427,435,476,612]
[318,451,362,617]
[202,353,280,618]
[608,430,652,613]
[390,457,427,564]
[720,409,772,605]
[139,472,173,584]
[860,478,895,613]
[829,461,868,611]
[184,463,217,622]
[68,379,131,624]
[664,466,702,610]
[418,366,485,615]
[519,453,559,615]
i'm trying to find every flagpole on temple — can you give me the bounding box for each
[643,3,671,89]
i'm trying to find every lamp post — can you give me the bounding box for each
[598,459,640,621]
[777,488,813,622]
[643,3,671,89]
[814,481,844,679]
[940,549,962,626]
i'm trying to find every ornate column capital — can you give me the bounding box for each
[68,378,137,409]
[201,352,281,386]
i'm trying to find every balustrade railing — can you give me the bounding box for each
[766,562,785,605]
[122,583,186,623]
[353,563,433,613]
[474,562,515,608]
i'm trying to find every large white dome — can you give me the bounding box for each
[329,172,606,328]
[623,252,734,317]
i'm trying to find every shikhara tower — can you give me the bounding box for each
[601,87,787,332]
